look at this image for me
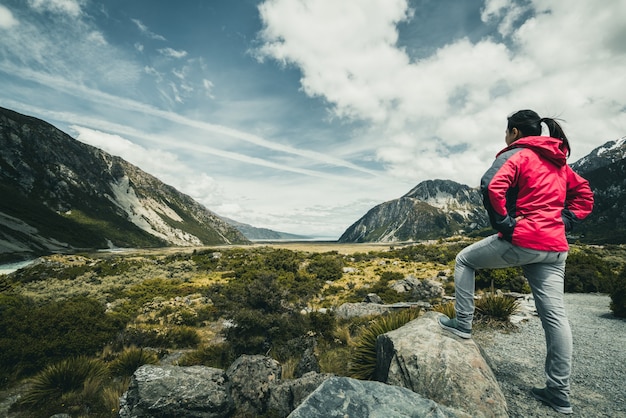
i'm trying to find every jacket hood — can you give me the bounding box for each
[497,136,568,167]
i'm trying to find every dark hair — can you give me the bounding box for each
[507,109,570,156]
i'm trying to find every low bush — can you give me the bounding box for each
[564,251,616,293]
[119,325,201,349]
[609,265,626,318]
[179,343,235,369]
[476,267,528,293]
[307,253,344,281]
[0,295,124,387]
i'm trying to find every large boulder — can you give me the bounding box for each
[375,311,508,418]
[118,365,233,418]
[287,376,471,417]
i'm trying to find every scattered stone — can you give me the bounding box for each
[364,293,383,304]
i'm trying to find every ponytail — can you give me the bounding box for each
[540,117,571,156]
[507,110,570,157]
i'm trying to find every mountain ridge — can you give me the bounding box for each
[0,106,250,260]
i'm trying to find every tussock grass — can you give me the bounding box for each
[109,346,158,378]
[432,300,456,318]
[475,293,520,321]
[348,309,421,380]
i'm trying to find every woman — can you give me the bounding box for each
[438,109,594,414]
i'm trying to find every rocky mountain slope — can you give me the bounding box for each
[340,137,626,244]
[0,107,249,260]
[338,180,488,242]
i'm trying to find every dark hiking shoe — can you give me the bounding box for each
[531,387,573,414]
[438,316,471,339]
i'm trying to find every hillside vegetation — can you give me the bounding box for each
[1,240,625,417]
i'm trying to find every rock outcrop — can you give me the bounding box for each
[376,311,508,417]
[119,312,508,417]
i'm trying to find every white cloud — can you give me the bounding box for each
[0,5,19,29]
[158,47,188,59]
[28,0,83,17]
[131,18,166,41]
[0,5,141,91]
[256,0,626,186]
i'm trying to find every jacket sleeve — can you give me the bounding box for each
[480,149,521,240]
[562,166,594,232]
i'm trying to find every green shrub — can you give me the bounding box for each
[349,309,421,380]
[609,265,626,318]
[109,347,158,378]
[179,343,235,369]
[476,267,528,293]
[119,325,200,349]
[0,295,124,387]
[565,251,616,293]
[167,326,202,348]
[475,293,520,321]
[388,243,466,264]
[307,253,344,281]
[307,310,337,341]
[123,277,187,310]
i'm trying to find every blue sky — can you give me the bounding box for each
[1,0,625,238]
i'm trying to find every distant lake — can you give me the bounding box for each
[0,259,35,275]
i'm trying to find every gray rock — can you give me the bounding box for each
[364,293,384,304]
[118,365,233,418]
[287,376,471,417]
[335,302,391,319]
[295,345,320,377]
[411,278,444,300]
[390,276,421,293]
[375,311,508,418]
[268,372,334,417]
[225,354,281,416]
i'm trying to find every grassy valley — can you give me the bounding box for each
[1,239,625,417]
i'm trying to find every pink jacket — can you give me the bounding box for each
[480,136,594,252]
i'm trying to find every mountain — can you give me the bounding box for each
[0,107,249,260]
[570,137,626,244]
[570,137,626,173]
[338,179,488,243]
[221,217,310,241]
[339,137,626,244]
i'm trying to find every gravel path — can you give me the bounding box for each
[473,293,626,417]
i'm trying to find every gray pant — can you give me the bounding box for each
[454,234,572,399]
